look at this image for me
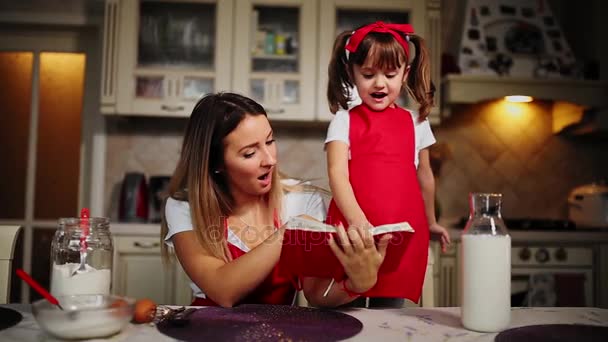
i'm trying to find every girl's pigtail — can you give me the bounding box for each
[406,34,434,121]
[327,31,354,114]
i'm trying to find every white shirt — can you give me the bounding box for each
[324,87,436,168]
[164,188,329,299]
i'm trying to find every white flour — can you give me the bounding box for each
[37,311,126,340]
[50,263,111,296]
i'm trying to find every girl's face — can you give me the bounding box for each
[352,55,408,112]
[222,114,277,200]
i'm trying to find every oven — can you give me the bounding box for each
[511,245,595,307]
[444,218,598,308]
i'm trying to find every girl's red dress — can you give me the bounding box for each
[325,103,429,302]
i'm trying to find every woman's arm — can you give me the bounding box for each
[302,225,391,307]
[172,228,284,307]
[417,149,450,251]
[326,141,368,228]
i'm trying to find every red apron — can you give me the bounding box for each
[192,215,296,306]
[326,104,429,302]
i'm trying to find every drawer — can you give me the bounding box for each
[114,236,162,254]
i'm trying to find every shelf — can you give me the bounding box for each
[442,74,608,108]
[251,53,297,60]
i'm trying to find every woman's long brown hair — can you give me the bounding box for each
[326,26,434,121]
[160,92,283,264]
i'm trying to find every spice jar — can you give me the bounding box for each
[50,216,113,296]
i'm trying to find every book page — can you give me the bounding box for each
[285,215,414,234]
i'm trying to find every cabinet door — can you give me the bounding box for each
[233,0,317,121]
[106,0,233,117]
[112,236,174,304]
[316,0,427,122]
[437,241,460,307]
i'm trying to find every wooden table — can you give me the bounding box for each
[1,305,607,341]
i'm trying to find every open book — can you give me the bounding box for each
[279,215,414,281]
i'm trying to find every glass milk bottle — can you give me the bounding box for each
[460,193,511,332]
[50,217,113,296]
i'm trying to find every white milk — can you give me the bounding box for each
[50,263,111,297]
[460,234,511,332]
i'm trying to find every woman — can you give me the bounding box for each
[161,92,390,308]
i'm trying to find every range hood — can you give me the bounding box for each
[442,74,608,136]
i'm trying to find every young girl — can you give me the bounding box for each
[325,22,450,306]
[161,92,391,308]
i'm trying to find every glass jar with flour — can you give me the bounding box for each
[50,216,113,296]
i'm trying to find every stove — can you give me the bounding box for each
[452,217,594,307]
[454,217,577,231]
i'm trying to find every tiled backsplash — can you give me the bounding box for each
[105,105,607,221]
[435,101,607,220]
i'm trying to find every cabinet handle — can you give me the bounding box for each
[161,105,185,112]
[134,241,160,249]
[267,108,285,114]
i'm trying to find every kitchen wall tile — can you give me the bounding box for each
[104,104,608,222]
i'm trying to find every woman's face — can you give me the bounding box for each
[222,114,277,200]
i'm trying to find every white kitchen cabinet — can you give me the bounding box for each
[112,235,192,305]
[101,0,233,117]
[101,0,441,120]
[232,0,318,121]
[316,0,442,123]
[435,240,460,307]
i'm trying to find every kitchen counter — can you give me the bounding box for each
[446,228,608,244]
[1,305,606,341]
[438,217,608,244]
[111,222,608,243]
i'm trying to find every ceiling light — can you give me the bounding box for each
[504,95,533,103]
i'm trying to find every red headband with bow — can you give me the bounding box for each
[345,21,414,59]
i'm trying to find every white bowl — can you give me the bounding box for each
[32,294,135,340]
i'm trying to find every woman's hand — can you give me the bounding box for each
[430,222,451,253]
[328,223,391,293]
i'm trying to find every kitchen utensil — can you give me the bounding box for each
[148,175,171,223]
[119,172,149,222]
[15,268,63,310]
[568,182,608,228]
[32,294,135,340]
[72,208,90,276]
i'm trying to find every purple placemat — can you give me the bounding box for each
[495,324,608,342]
[0,307,22,331]
[157,304,363,341]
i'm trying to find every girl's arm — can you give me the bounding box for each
[417,148,451,252]
[302,225,391,307]
[326,141,368,228]
[172,228,285,307]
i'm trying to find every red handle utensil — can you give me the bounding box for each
[80,207,90,249]
[16,268,64,310]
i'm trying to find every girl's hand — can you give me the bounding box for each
[430,223,451,253]
[328,223,391,293]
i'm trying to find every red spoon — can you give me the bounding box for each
[16,268,64,310]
